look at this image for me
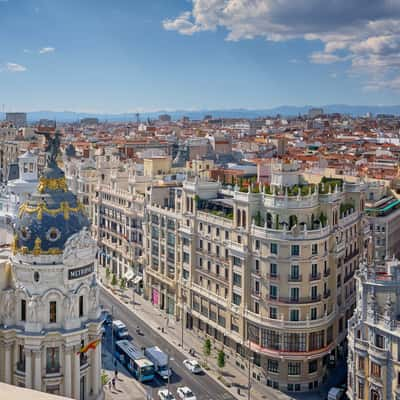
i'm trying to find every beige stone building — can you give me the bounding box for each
[143,161,367,393]
[347,257,400,400]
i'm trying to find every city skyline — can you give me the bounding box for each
[1,0,400,112]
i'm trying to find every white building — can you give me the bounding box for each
[0,133,102,399]
[0,150,39,224]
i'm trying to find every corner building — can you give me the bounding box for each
[347,258,400,400]
[144,161,366,393]
[0,133,102,399]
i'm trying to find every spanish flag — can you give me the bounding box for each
[77,339,101,355]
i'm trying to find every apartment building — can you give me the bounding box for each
[365,196,400,263]
[92,164,145,284]
[347,257,400,400]
[143,160,367,392]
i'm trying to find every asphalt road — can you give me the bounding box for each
[100,287,235,400]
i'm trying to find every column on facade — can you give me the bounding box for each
[4,343,12,384]
[91,339,101,396]
[73,347,80,400]
[25,348,32,389]
[33,349,42,391]
[64,347,72,398]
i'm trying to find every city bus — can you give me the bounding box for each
[115,340,155,382]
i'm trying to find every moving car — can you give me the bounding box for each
[183,359,202,374]
[177,386,196,400]
[158,389,176,400]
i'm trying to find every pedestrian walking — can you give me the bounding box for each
[108,381,112,391]
[115,369,118,379]
[112,377,116,390]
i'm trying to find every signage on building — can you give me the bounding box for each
[68,263,94,280]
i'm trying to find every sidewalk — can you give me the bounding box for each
[100,271,291,400]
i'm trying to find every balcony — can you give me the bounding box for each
[46,364,61,374]
[288,274,302,282]
[267,273,280,281]
[344,271,355,283]
[323,290,331,299]
[323,269,331,277]
[344,249,359,264]
[269,295,321,304]
[309,273,321,281]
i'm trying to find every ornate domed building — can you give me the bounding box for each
[0,129,103,399]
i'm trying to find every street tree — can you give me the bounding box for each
[217,350,225,376]
[203,338,211,367]
[111,274,118,288]
[120,277,126,291]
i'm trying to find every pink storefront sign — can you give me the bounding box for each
[152,288,159,305]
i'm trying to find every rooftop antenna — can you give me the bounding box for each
[136,113,140,125]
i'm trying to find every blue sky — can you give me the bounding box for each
[0,0,399,112]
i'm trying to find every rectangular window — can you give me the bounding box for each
[358,356,364,371]
[267,359,279,373]
[310,307,317,320]
[290,265,299,279]
[254,302,259,314]
[311,285,318,300]
[290,309,299,321]
[233,256,241,266]
[371,362,381,378]
[270,263,277,277]
[375,334,385,349]
[233,273,242,287]
[291,245,300,256]
[21,299,26,321]
[46,347,60,374]
[199,240,203,249]
[270,243,278,254]
[183,252,190,263]
[255,259,260,273]
[270,285,278,300]
[358,382,364,399]
[312,243,318,255]
[79,296,84,318]
[232,293,241,306]
[290,287,299,302]
[288,362,301,376]
[309,330,325,351]
[311,263,318,277]
[49,301,57,323]
[309,360,318,373]
[269,307,277,319]
[255,240,260,250]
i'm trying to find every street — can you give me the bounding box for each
[100,287,236,400]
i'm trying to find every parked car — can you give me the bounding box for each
[183,359,202,374]
[158,389,176,400]
[177,386,196,400]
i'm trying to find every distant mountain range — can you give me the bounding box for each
[1,104,400,122]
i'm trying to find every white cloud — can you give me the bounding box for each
[2,63,27,72]
[39,47,55,54]
[163,0,400,90]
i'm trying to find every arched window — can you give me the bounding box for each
[242,210,246,228]
[236,209,241,227]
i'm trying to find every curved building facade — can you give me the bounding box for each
[0,131,102,399]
